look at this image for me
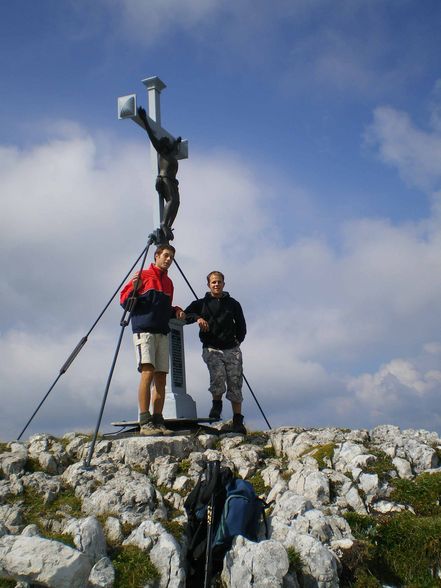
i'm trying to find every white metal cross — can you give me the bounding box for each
[118,76,188,232]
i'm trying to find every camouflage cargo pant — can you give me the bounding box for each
[202,346,243,403]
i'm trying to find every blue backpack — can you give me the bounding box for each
[212,478,267,554]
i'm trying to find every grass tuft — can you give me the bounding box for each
[17,486,82,531]
[309,443,336,469]
[343,510,441,586]
[390,471,441,516]
[286,546,304,576]
[112,545,160,588]
[162,519,185,541]
[247,472,270,496]
[363,448,396,482]
[0,442,11,453]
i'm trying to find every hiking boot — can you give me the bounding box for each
[151,413,173,434]
[139,421,164,436]
[139,411,164,435]
[221,414,247,435]
[139,410,152,426]
[209,399,223,420]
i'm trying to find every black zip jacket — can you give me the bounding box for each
[185,292,246,350]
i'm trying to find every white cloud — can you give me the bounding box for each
[346,352,441,431]
[105,0,223,45]
[366,106,441,191]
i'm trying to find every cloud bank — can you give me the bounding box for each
[1,97,441,440]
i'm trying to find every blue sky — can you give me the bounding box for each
[1,0,441,440]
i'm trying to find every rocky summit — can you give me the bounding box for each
[0,424,440,587]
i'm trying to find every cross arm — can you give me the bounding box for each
[133,111,188,160]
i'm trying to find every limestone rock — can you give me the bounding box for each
[124,520,185,587]
[221,536,290,588]
[1,443,27,477]
[0,534,92,588]
[0,504,24,534]
[88,556,115,588]
[104,516,124,545]
[392,456,413,479]
[111,436,202,469]
[64,516,107,564]
[82,472,165,526]
[288,466,330,506]
[283,533,339,588]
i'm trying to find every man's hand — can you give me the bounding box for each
[176,309,186,321]
[132,272,142,292]
[197,318,209,332]
[137,106,147,121]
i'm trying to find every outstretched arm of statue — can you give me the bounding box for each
[137,106,162,152]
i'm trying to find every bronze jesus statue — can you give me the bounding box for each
[138,106,182,242]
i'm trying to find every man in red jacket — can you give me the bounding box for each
[120,244,185,435]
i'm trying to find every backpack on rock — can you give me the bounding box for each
[184,460,270,588]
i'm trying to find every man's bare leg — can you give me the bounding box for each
[152,371,167,415]
[232,401,242,415]
[138,364,154,414]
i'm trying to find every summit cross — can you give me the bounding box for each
[122,76,188,237]
[117,77,196,421]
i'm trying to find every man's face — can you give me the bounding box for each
[155,249,174,271]
[208,274,224,297]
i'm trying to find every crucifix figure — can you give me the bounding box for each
[138,105,181,242]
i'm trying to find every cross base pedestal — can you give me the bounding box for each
[162,390,197,419]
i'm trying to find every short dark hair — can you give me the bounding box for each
[155,244,176,258]
[207,270,225,284]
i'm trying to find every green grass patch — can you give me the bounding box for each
[280,468,292,482]
[286,546,304,577]
[309,443,336,469]
[247,472,270,496]
[390,471,441,516]
[344,512,378,542]
[339,539,380,587]
[162,519,185,541]
[343,511,441,586]
[352,568,382,588]
[242,431,269,446]
[112,545,160,588]
[363,449,396,483]
[0,579,17,587]
[261,444,277,459]
[131,464,147,475]
[44,532,76,548]
[376,512,441,586]
[176,459,191,475]
[18,486,82,530]
[24,456,45,473]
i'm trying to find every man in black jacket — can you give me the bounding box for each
[185,271,247,434]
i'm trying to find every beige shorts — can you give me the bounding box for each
[133,332,169,373]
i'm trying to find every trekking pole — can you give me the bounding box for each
[173,258,272,430]
[243,375,272,430]
[203,460,220,588]
[17,243,151,441]
[204,495,215,588]
[83,233,156,468]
